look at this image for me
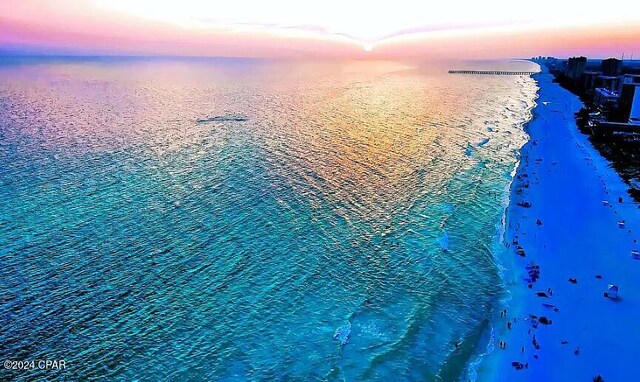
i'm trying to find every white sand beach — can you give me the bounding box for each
[477,67,640,381]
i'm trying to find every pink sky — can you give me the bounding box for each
[1,0,639,59]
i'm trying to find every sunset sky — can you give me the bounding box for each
[1,0,639,59]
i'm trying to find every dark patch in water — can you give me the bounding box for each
[197,113,249,124]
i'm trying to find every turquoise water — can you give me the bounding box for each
[0,58,537,381]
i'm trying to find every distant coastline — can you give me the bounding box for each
[538,56,640,203]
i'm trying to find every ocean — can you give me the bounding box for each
[0,57,538,381]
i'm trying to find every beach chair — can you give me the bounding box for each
[604,284,619,299]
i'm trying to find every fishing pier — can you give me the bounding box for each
[448,70,537,75]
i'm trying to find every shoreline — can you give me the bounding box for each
[465,67,540,381]
[475,66,640,381]
[465,70,540,381]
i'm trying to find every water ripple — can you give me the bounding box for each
[0,59,538,381]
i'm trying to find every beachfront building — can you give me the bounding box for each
[601,58,622,76]
[630,95,640,125]
[620,84,640,124]
[582,71,601,96]
[618,74,640,94]
[596,76,620,93]
[565,56,587,80]
[593,88,620,113]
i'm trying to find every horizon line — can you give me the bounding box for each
[2,52,640,62]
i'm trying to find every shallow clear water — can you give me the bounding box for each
[0,57,537,381]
